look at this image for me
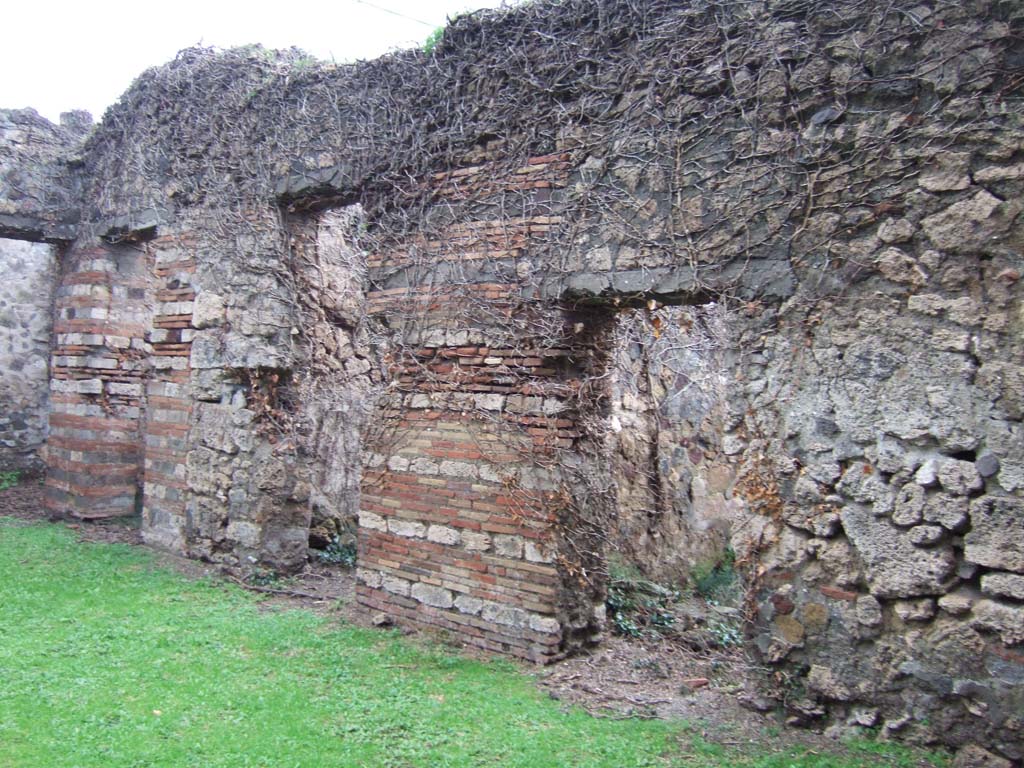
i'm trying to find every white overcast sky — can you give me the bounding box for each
[2,0,513,124]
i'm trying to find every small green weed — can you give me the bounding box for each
[691,548,739,604]
[248,569,280,587]
[0,470,21,491]
[0,468,21,493]
[423,26,444,54]
[606,557,680,638]
[316,535,357,567]
[708,617,743,648]
[291,54,319,72]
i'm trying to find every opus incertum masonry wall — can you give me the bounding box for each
[0,237,55,474]
[1,1,1022,760]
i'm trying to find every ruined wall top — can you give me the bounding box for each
[4,0,1020,281]
[0,109,87,241]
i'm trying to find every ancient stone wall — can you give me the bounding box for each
[1,0,1022,760]
[729,189,1024,754]
[132,207,316,567]
[609,305,734,584]
[350,151,614,661]
[0,109,85,241]
[0,238,55,473]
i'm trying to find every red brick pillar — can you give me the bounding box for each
[45,240,152,519]
[140,236,196,550]
[355,295,610,662]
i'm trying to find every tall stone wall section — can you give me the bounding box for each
[348,153,609,660]
[124,208,317,570]
[0,238,55,473]
[0,0,1021,760]
[727,192,1023,754]
[181,208,315,571]
[608,306,734,584]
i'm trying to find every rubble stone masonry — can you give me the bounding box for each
[0,0,1022,760]
[0,238,55,473]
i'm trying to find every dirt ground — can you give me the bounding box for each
[0,481,938,762]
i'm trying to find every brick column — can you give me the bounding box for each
[45,241,151,519]
[140,236,196,550]
[355,296,608,662]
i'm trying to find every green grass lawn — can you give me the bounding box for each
[0,518,947,767]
